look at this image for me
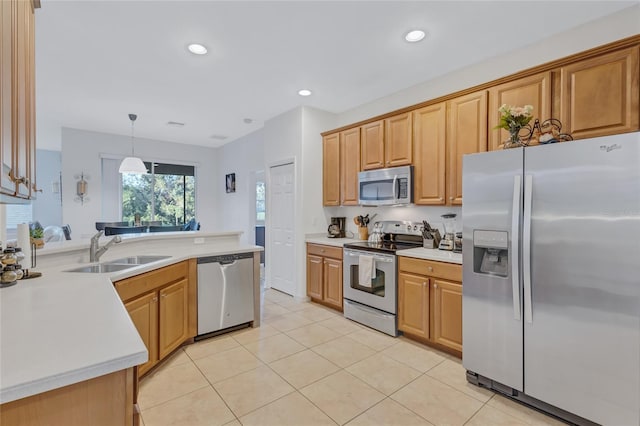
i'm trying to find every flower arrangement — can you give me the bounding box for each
[495,104,534,133]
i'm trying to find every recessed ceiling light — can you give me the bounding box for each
[298,89,312,97]
[187,43,208,55]
[404,30,426,43]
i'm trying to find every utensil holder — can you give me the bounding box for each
[358,226,369,240]
[423,238,436,249]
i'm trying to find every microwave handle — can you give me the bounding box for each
[392,175,398,202]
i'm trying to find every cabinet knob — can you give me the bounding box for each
[320,249,325,252]
[434,283,438,289]
[386,161,390,165]
[449,197,454,201]
[152,297,158,302]
[422,282,427,287]
[439,197,443,201]
[161,294,167,299]
[428,266,433,272]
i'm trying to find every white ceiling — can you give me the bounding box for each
[35,0,637,150]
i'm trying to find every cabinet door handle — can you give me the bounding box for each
[439,197,443,201]
[422,281,427,288]
[161,294,167,298]
[152,297,158,302]
[434,283,438,289]
[449,197,454,201]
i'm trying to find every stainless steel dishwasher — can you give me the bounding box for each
[197,252,254,338]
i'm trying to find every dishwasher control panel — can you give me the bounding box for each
[197,251,254,264]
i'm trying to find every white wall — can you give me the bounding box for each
[31,149,62,228]
[61,127,218,239]
[337,5,640,127]
[217,129,264,245]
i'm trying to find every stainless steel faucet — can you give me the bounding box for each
[89,231,122,262]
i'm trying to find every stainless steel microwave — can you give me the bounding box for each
[358,165,413,206]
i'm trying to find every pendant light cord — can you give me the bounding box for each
[129,113,138,156]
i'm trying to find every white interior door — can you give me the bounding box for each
[268,162,295,295]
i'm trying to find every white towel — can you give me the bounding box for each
[358,255,375,288]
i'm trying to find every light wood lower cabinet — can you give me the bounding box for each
[431,278,463,353]
[398,257,462,356]
[124,293,159,375]
[115,261,195,376]
[306,243,343,311]
[0,368,136,426]
[159,278,189,359]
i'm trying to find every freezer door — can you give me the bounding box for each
[523,133,640,425]
[462,147,524,391]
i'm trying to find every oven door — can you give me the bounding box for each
[343,248,396,314]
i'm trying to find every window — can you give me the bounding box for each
[5,204,33,239]
[256,181,265,223]
[122,162,195,225]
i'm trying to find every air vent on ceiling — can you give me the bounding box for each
[210,134,228,140]
[166,121,185,127]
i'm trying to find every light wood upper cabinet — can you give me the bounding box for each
[322,133,340,206]
[323,257,343,309]
[159,278,189,359]
[340,127,360,205]
[431,279,462,353]
[0,0,14,196]
[398,271,430,339]
[0,0,37,199]
[361,120,385,170]
[413,103,446,205]
[560,46,639,140]
[447,90,488,205]
[125,292,158,376]
[384,112,412,167]
[488,72,552,150]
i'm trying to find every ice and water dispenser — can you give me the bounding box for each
[473,230,509,277]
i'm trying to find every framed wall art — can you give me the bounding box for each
[225,173,236,193]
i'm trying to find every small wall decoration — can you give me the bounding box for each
[74,172,89,205]
[225,173,236,193]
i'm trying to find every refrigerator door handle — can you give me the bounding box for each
[511,175,521,321]
[523,174,533,323]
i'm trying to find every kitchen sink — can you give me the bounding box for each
[105,255,171,265]
[65,264,135,273]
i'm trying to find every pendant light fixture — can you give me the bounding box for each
[119,113,147,174]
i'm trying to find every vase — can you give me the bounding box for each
[504,127,523,149]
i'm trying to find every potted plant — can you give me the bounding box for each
[30,227,44,248]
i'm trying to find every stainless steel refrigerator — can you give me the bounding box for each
[462,132,640,425]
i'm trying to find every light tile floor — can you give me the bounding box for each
[138,289,565,426]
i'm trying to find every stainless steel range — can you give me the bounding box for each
[343,221,423,336]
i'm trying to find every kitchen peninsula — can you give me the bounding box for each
[0,231,262,425]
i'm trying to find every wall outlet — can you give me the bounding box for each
[194,237,205,244]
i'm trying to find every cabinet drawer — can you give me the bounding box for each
[399,257,462,282]
[307,243,343,260]
[115,261,188,302]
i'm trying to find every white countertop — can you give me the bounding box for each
[0,231,262,404]
[305,234,361,247]
[397,247,463,265]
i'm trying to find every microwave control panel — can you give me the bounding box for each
[398,179,408,198]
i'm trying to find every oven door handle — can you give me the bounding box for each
[344,252,394,263]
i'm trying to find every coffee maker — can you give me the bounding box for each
[327,217,346,238]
